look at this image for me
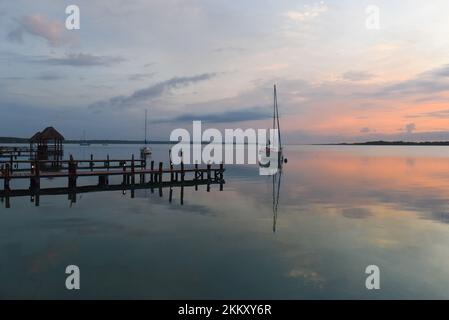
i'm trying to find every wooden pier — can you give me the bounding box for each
[0,146,35,159]
[0,155,225,208]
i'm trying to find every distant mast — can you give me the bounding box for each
[140,109,152,156]
[144,109,148,145]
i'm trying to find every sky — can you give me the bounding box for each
[1,0,449,143]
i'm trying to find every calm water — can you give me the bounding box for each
[2,144,449,299]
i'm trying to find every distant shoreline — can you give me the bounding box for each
[0,137,176,145]
[3,137,449,146]
[320,141,449,146]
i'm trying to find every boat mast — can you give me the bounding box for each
[274,85,282,149]
[273,85,276,131]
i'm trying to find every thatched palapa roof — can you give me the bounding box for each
[30,127,65,142]
[29,131,42,143]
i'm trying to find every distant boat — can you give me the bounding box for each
[259,85,285,169]
[140,109,152,156]
[80,130,90,146]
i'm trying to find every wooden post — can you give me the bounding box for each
[181,161,185,183]
[150,160,154,183]
[194,163,198,191]
[158,162,163,197]
[180,186,184,205]
[90,154,94,172]
[107,155,110,171]
[220,162,224,191]
[68,156,76,189]
[122,160,127,185]
[131,154,135,185]
[4,164,10,191]
[9,155,13,174]
[169,187,173,203]
[158,162,163,183]
[131,155,135,198]
[35,160,41,191]
[35,193,40,207]
[5,192,10,209]
[207,163,211,192]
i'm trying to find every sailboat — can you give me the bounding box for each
[80,130,90,146]
[140,109,152,156]
[259,85,285,170]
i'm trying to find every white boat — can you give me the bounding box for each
[140,109,152,156]
[80,130,90,146]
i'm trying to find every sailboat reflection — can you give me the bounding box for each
[272,171,282,233]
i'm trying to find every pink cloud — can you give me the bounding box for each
[9,14,75,46]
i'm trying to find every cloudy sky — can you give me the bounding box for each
[1,0,449,143]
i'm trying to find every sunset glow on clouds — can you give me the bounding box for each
[1,0,449,143]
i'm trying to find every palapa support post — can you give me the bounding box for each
[169,187,173,203]
[107,155,110,171]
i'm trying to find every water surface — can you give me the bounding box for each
[1,144,449,299]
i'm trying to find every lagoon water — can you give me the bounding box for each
[2,144,449,299]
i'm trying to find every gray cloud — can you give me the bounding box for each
[129,73,155,81]
[379,79,449,96]
[35,72,65,81]
[7,27,23,43]
[341,208,372,219]
[212,46,246,53]
[38,53,125,67]
[342,71,375,82]
[155,106,271,124]
[360,127,371,133]
[370,64,449,98]
[407,109,449,119]
[89,73,216,110]
[405,123,416,134]
[424,64,449,78]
